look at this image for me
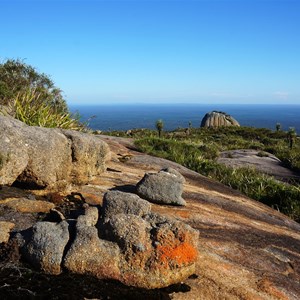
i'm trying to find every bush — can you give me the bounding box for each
[0,59,83,130]
[0,59,68,112]
[0,89,82,130]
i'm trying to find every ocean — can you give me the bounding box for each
[70,104,300,133]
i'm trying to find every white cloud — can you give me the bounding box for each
[273,91,289,100]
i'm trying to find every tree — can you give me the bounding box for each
[0,59,68,113]
[155,119,164,138]
[287,127,297,149]
[276,122,281,132]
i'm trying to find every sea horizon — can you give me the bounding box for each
[69,103,300,133]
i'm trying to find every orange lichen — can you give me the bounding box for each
[157,241,198,266]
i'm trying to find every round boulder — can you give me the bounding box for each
[201,111,240,128]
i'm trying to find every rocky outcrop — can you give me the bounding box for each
[2,135,300,299]
[136,168,186,206]
[218,149,300,182]
[22,191,199,289]
[201,111,240,128]
[0,115,110,188]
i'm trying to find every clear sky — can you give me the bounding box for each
[1,0,299,105]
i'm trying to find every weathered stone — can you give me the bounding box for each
[218,149,300,182]
[4,198,55,213]
[106,213,151,252]
[62,130,111,185]
[0,115,110,188]
[0,117,29,186]
[136,169,186,206]
[64,206,121,280]
[102,190,151,223]
[160,167,186,183]
[0,221,15,243]
[25,221,69,275]
[201,111,240,128]
[104,212,198,289]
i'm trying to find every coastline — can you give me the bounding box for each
[70,103,300,132]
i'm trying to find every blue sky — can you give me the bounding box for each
[1,0,299,105]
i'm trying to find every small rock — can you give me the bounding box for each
[160,167,186,183]
[136,169,186,206]
[24,221,69,275]
[0,221,15,243]
[102,191,151,223]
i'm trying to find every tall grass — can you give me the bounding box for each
[0,89,83,130]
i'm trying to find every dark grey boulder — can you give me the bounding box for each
[136,168,186,206]
[102,190,151,223]
[24,221,69,275]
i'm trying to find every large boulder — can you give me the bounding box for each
[62,130,110,184]
[0,116,110,188]
[201,111,240,128]
[105,212,198,289]
[136,168,186,206]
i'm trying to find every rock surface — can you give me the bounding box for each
[64,206,121,280]
[102,190,151,223]
[218,149,300,182]
[3,198,55,213]
[1,134,300,299]
[0,115,110,188]
[201,111,240,128]
[0,221,15,243]
[136,168,186,206]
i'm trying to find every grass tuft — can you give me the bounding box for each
[0,89,84,130]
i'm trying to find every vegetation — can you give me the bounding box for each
[155,119,164,138]
[287,127,297,149]
[276,122,281,132]
[0,59,82,130]
[104,125,300,221]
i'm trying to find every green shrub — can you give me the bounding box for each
[0,59,68,112]
[0,89,83,130]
